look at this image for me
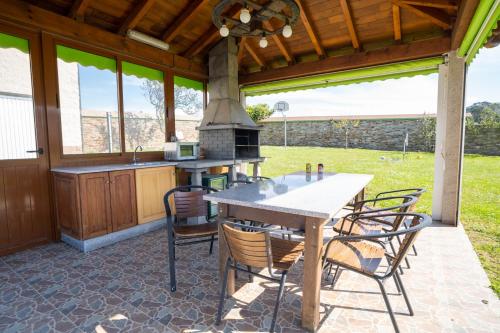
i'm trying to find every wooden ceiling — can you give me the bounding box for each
[21,0,475,82]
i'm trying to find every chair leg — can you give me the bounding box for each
[325,262,333,280]
[247,265,253,282]
[209,234,215,255]
[270,272,288,333]
[376,280,400,333]
[395,272,414,316]
[167,222,177,292]
[216,259,231,325]
[392,275,401,294]
[412,244,418,256]
[331,265,340,288]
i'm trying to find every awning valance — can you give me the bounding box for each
[122,61,163,82]
[174,76,204,91]
[56,45,116,72]
[458,0,500,64]
[0,32,29,53]
[241,57,443,96]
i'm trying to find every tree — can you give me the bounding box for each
[246,103,274,122]
[418,113,436,151]
[331,119,360,149]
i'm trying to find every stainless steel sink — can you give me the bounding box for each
[128,161,166,166]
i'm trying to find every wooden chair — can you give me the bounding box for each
[164,185,218,292]
[216,221,304,333]
[322,212,431,333]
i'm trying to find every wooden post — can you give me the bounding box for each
[217,203,235,295]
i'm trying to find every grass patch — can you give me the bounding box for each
[259,146,500,296]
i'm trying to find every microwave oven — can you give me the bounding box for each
[164,142,199,161]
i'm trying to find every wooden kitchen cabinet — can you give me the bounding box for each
[109,170,138,232]
[136,166,176,224]
[79,172,112,239]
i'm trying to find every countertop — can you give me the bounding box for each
[51,161,178,174]
[176,157,266,169]
[204,172,373,219]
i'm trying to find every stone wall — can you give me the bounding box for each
[259,118,499,156]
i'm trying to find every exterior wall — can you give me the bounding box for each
[199,129,235,159]
[259,118,499,155]
[175,119,201,142]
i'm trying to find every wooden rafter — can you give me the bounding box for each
[238,37,247,65]
[117,0,156,35]
[244,40,265,68]
[295,0,325,57]
[394,1,452,29]
[262,21,294,64]
[451,0,479,49]
[399,0,458,10]
[162,0,209,43]
[68,0,92,21]
[392,5,402,41]
[339,0,360,49]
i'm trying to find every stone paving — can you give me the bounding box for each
[0,222,498,332]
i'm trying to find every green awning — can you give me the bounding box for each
[122,61,163,82]
[242,57,443,96]
[56,45,116,72]
[0,32,29,53]
[174,76,204,91]
[458,0,500,64]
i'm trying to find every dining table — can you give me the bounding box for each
[204,171,374,331]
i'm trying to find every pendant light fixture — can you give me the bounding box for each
[259,34,268,48]
[240,6,251,24]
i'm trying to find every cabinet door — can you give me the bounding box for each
[79,172,112,239]
[136,166,176,224]
[53,173,81,239]
[109,170,137,232]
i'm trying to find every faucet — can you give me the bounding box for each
[133,145,143,164]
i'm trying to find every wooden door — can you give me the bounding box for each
[79,172,111,239]
[109,170,137,232]
[0,26,52,255]
[136,166,176,224]
[52,173,81,239]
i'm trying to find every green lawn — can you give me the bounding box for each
[258,146,500,296]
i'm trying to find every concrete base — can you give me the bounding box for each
[61,218,167,252]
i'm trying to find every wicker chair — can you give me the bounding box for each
[216,221,304,333]
[323,212,431,333]
[164,185,218,292]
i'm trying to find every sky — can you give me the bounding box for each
[247,46,500,117]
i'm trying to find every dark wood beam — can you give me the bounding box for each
[393,5,402,41]
[68,0,92,21]
[162,0,209,43]
[399,0,458,10]
[238,37,247,65]
[339,0,360,49]
[395,1,452,29]
[451,0,479,49]
[295,0,325,57]
[117,0,156,35]
[262,21,294,64]
[244,40,265,68]
[239,36,450,85]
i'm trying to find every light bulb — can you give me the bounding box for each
[259,36,268,48]
[219,24,229,37]
[240,8,251,24]
[282,24,292,38]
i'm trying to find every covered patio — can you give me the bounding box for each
[0,0,499,332]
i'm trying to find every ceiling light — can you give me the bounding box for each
[282,24,293,38]
[127,30,169,51]
[259,35,268,48]
[240,8,251,24]
[220,24,230,37]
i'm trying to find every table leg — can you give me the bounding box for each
[252,162,260,178]
[217,204,235,295]
[190,170,203,186]
[302,217,325,331]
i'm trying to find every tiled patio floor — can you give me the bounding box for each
[1,222,498,332]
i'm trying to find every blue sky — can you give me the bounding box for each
[247,46,500,117]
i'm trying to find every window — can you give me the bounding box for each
[174,76,204,141]
[56,45,120,154]
[0,32,37,160]
[122,61,165,151]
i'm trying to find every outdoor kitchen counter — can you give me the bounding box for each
[51,161,178,174]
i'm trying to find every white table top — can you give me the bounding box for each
[204,172,373,219]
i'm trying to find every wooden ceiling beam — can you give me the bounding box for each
[262,21,294,64]
[451,0,479,49]
[295,0,325,57]
[394,1,452,29]
[244,40,265,68]
[68,0,92,21]
[239,36,450,85]
[339,0,360,50]
[162,0,209,43]
[117,0,156,35]
[238,37,247,65]
[399,0,458,10]
[392,5,402,41]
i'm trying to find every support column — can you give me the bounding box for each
[432,51,466,225]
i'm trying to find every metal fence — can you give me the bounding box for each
[0,92,37,160]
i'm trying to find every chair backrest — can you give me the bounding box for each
[226,180,252,189]
[376,188,426,212]
[355,195,417,232]
[164,185,218,220]
[221,222,273,271]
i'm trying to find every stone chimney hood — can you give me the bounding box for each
[199,37,259,130]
